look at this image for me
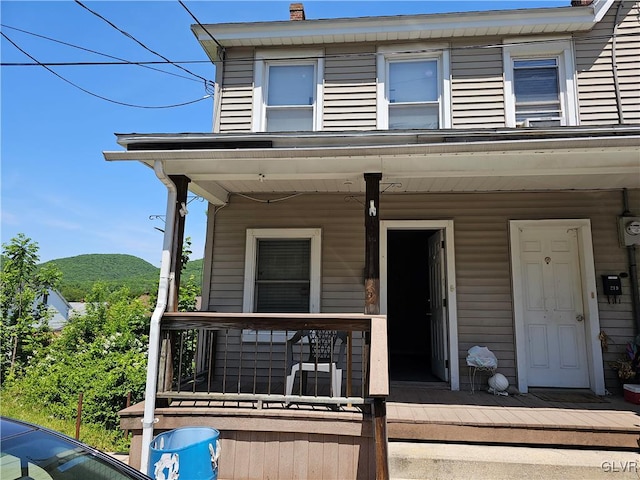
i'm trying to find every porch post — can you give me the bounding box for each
[168,175,190,312]
[364,172,389,480]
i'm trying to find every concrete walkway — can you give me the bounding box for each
[389,442,640,480]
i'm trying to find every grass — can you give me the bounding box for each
[0,389,130,453]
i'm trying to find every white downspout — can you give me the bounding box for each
[139,161,177,472]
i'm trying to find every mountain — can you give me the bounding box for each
[40,254,202,302]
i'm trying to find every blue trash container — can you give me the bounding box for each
[148,427,220,480]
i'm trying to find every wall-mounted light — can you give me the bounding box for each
[369,200,377,217]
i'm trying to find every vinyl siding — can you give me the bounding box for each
[575,1,640,125]
[218,48,254,132]
[206,190,639,391]
[323,45,377,131]
[451,40,505,128]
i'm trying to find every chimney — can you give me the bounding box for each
[571,0,593,5]
[290,3,305,21]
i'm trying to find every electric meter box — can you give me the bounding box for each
[618,216,640,247]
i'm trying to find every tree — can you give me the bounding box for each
[0,234,61,380]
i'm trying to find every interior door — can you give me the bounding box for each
[428,230,448,381]
[520,226,589,387]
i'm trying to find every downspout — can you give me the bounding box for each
[612,0,626,125]
[139,161,177,472]
[622,189,640,334]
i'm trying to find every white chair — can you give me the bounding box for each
[285,330,346,402]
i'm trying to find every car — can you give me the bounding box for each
[0,416,150,480]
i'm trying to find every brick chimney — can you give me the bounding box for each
[571,0,593,5]
[290,3,305,21]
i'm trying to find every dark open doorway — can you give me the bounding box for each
[387,230,443,382]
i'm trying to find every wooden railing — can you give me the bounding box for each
[156,312,388,406]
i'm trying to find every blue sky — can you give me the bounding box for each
[1,0,567,266]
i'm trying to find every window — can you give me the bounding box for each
[254,238,311,312]
[377,44,451,130]
[513,58,561,124]
[243,228,321,342]
[253,50,323,132]
[503,39,578,127]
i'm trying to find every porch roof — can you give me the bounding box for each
[103,125,640,206]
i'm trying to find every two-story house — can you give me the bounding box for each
[107,1,640,478]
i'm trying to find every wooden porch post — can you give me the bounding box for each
[168,175,190,312]
[364,172,389,480]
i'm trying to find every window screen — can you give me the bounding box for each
[255,239,311,313]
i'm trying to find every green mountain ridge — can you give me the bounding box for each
[40,254,203,302]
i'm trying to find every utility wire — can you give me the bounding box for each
[73,0,214,93]
[178,1,226,56]
[1,31,211,109]
[0,23,204,82]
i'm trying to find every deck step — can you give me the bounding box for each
[389,442,640,480]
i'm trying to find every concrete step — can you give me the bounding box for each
[389,442,640,480]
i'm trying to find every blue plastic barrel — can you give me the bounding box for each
[148,427,220,480]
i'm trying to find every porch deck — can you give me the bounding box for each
[121,384,640,478]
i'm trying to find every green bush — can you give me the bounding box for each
[7,284,149,430]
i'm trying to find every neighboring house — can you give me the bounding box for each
[42,289,71,332]
[105,1,640,477]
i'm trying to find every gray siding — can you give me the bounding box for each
[575,1,640,125]
[207,190,639,391]
[323,45,377,131]
[218,48,254,133]
[451,40,505,128]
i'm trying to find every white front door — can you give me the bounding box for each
[519,226,589,387]
[428,230,448,381]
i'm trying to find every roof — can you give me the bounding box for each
[104,125,640,206]
[192,0,615,61]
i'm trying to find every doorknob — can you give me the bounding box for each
[576,314,585,322]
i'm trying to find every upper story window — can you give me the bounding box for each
[377,44,451,130]
[503,39,578,127]
[253,49,324,132]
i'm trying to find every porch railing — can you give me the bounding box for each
[156,312,388,407]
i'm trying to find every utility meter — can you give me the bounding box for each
[618,217,640,246]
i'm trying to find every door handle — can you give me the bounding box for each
[576,314,585,322]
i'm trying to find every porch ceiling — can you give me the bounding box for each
[104,127,640,205]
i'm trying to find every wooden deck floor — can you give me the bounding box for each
[386,383,640,449]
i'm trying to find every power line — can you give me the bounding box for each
[73,0,214,93]
[0,23,203,83]
[2,60,210,67]
[178,1,226,56]
[1,31,212,109]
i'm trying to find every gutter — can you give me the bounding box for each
[139,161,177,473]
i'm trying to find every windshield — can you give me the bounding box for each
[1,429,135,480]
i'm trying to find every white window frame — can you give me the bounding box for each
[252,49,324,132]
[376,43,451,130]
[503,37,578,127]
[242,228,322,342]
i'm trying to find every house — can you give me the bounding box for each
[41,288,71,332]
[105,1,640,478]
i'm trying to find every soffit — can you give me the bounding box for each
[192,5,607,60]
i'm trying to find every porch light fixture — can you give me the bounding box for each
[369,200,377,217]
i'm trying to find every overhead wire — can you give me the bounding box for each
[1,31,211,109]
[73,0,214,93]
[178,1,226,56]
[0,23,204,82]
